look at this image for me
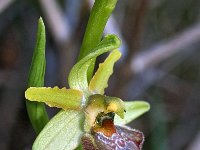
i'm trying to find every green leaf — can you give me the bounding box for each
[25,87,84,110]
[75,144,83,150]
[78,0,118,80]
[27,17,46,87]
[89,49,121,94]
[114,101,150,125]
[68,34,121,98]
[33,110,84,150]
[26,17,49,134]
[78,0,118,60]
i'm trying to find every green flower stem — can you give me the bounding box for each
[26,18,49,134]
[78,0,118,80]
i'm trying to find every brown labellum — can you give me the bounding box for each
[93,125,144,150]
[81,118,144,150]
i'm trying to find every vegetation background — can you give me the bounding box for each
[0,0,200,149]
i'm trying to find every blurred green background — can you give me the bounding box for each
[0,0,200,149]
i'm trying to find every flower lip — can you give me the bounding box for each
[83,112,145,150]
[93,112,116,137]
[92,124,144,150]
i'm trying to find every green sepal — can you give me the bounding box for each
[114,101,150,125]
[33,110,84,150]
[25,87,84,110]
[89,49,121,94]
[26,17,49,134]
[68,34,121,98]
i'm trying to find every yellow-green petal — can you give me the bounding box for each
[68,35,121,98]
[114,101,150,125]
[89,49,121,94]
[25,87,84,110]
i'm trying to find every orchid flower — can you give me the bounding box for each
[25,34,150,150]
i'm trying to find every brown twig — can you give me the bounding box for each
[110,0,149,98]
[129,0,149,56]
[0,0,14,14]
[38,0,78,86]
[39,0,70,43]
[131,22,200,73]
